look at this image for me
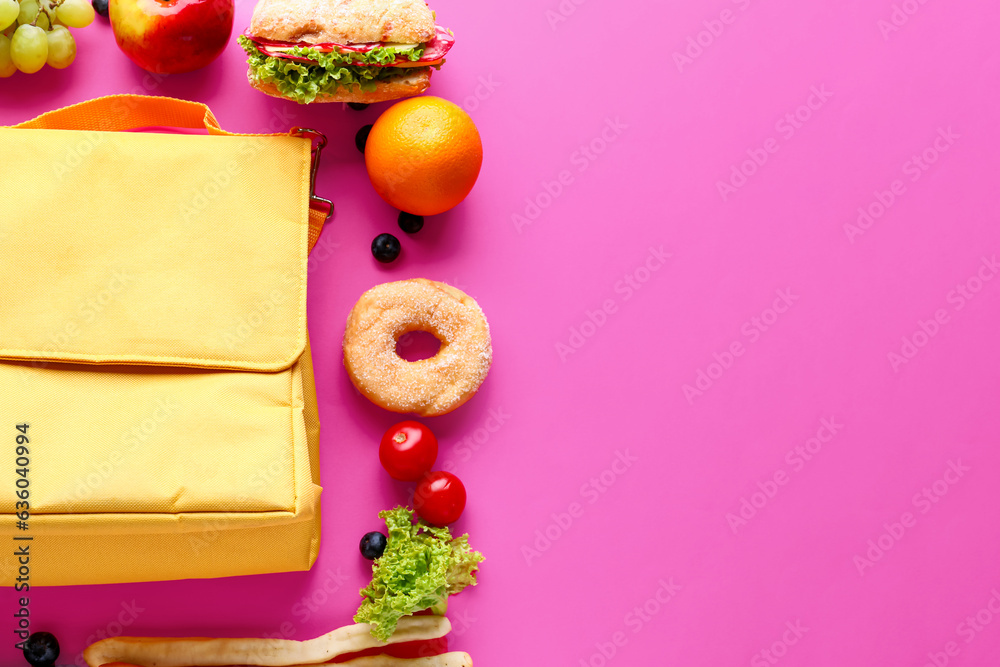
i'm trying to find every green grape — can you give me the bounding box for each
[10,22,45,73]
[0,0,20,31]
[16,0,37,24]
[34,7,47,28]
[0,34,16,77]
[45,22,72,68]
[55,0,92,28]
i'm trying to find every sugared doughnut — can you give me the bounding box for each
[343,279,492,417]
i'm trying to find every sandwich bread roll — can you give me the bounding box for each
[240,0,453,104]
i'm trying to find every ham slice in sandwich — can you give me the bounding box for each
[240,0,455,104]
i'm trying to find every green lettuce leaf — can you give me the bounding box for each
[238,35,426,104]
[354,506,484,641]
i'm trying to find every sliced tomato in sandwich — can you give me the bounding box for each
[327,609,450,663]
[326,636,449,663]
[248,26,454,67]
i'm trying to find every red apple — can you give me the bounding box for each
[109,0,233,74]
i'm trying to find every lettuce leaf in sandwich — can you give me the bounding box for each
[239,36,428,104]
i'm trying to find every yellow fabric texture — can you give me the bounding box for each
[0,95,323,586]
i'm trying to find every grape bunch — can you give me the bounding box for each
[0,0,94,76]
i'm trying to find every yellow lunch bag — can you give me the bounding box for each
[0,94,330,586]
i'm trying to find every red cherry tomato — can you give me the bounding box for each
[414,471,466,525]
[379,421,438,481]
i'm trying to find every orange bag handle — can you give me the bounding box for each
[12,94,266,135]
[14,94,331,252]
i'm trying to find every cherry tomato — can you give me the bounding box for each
[414,471,466,525]
[379,421,438,481]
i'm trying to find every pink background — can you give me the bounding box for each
[4,0,1000,666]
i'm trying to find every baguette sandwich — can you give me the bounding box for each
[239,0,455,104]
[83,616,473,667]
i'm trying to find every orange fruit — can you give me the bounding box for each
[364,96,483,216]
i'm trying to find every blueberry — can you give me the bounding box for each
[23,632,59,667]
[348,102,370,111]
[371,233,401,263]
[355,124,373,154]
[91,0,108,17]
[360,531,387,560]
[397,211,424,234]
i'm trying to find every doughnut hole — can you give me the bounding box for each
[396,330,442,362]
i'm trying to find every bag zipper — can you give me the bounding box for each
[291,127,334,223]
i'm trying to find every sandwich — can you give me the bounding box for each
[82,616,473,667]
[239,0,455,104]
